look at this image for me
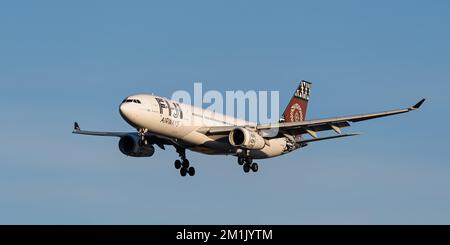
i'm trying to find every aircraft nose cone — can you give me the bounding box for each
[119,103,131,119]
[119,101,140,128]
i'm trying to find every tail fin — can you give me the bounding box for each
[281,80,311,122]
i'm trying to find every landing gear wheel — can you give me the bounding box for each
[174,160,182,169]
[180,167,187,177]
[175,146,196,177]
[182,159,190,168]
[251,163,259,172]
[238,158,245,165]
[245,156,253,164]
[243,164,250,173]
[188,167,195,176]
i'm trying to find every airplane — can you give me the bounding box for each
[73,81,425,177]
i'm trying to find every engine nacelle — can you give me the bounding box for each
[229,127,265,150]
[118,134,155,157]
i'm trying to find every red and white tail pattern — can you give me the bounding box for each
[281,80,311,122]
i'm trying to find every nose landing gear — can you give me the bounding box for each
[138,128,148,146]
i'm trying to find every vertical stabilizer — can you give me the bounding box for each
[281,80,311,122]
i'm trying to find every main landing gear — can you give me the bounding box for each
[238,156,258,173]
[174,146,195,177]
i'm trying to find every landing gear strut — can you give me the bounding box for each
[175,146,195,177]
[138,128,148,146]
[237,155,259,173]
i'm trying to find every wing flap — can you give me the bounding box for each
[299,133,360,144]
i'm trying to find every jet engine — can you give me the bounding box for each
[118,134,155,157]
[229,127,265,150]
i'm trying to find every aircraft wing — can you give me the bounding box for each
[72,122,129,137]
[72,122,173,149]
[200,99,425,138]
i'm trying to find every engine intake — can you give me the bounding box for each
[229,127,265,150]
[118,134,155,157]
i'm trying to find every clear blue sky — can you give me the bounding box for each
[0,0,449,224]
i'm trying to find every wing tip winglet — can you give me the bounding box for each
[411,98,425,110]
[73,122,80,132]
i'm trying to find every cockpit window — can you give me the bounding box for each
[122,99,141,104]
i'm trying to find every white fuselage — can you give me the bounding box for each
[119,94,293,159]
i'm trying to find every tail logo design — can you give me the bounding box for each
[289,103,303,122]
[294,82,311,100]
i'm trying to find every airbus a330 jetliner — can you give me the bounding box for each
[73,81,424,177]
